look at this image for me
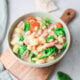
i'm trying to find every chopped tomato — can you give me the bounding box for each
[30,21,40,32]
[27,17,36,22]
[30,25,35,32]
[56,22,63,28]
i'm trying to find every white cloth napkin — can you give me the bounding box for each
[0,0,8,45]
[0,0,17,80]
[35,0,58,12]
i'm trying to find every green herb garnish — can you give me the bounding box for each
[19,35,24,41]
[57,71,72,80]
[18,45,27,58]
[62,42,67,51]
[30,53,37,63]
[39,46,58,59]
[46,35,54,42]
[42,18,52,26]
[54,28,65,36]
[24,22,30,32]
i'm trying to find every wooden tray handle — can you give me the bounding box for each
[61,9,76,24]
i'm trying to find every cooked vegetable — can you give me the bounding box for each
[19,34,24,41]
[54,27,65,36]
[13,44,19,54]
[62,42,67,51]
[30,53,37,63]
[30,21,40,32]
[56,22,63,28]
[18,45,27,58]
[47,56,55,62]
[39,46,58,59]
[57,71,72,80]
[27,17,35,22]
[24,22,30,32]
[42,18,51,26]
[46,35,54,42]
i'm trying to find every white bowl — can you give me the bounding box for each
[7,12,71,67]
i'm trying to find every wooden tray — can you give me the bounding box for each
[0,9,76,80]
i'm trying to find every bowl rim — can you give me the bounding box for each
[7,12,71,67]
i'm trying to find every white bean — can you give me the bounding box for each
[55,44,63,49]
[47,56,55,62]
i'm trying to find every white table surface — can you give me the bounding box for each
[2,0,80,80]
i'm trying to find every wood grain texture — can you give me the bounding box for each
[61,9,76,24]
[0,49,57,80]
